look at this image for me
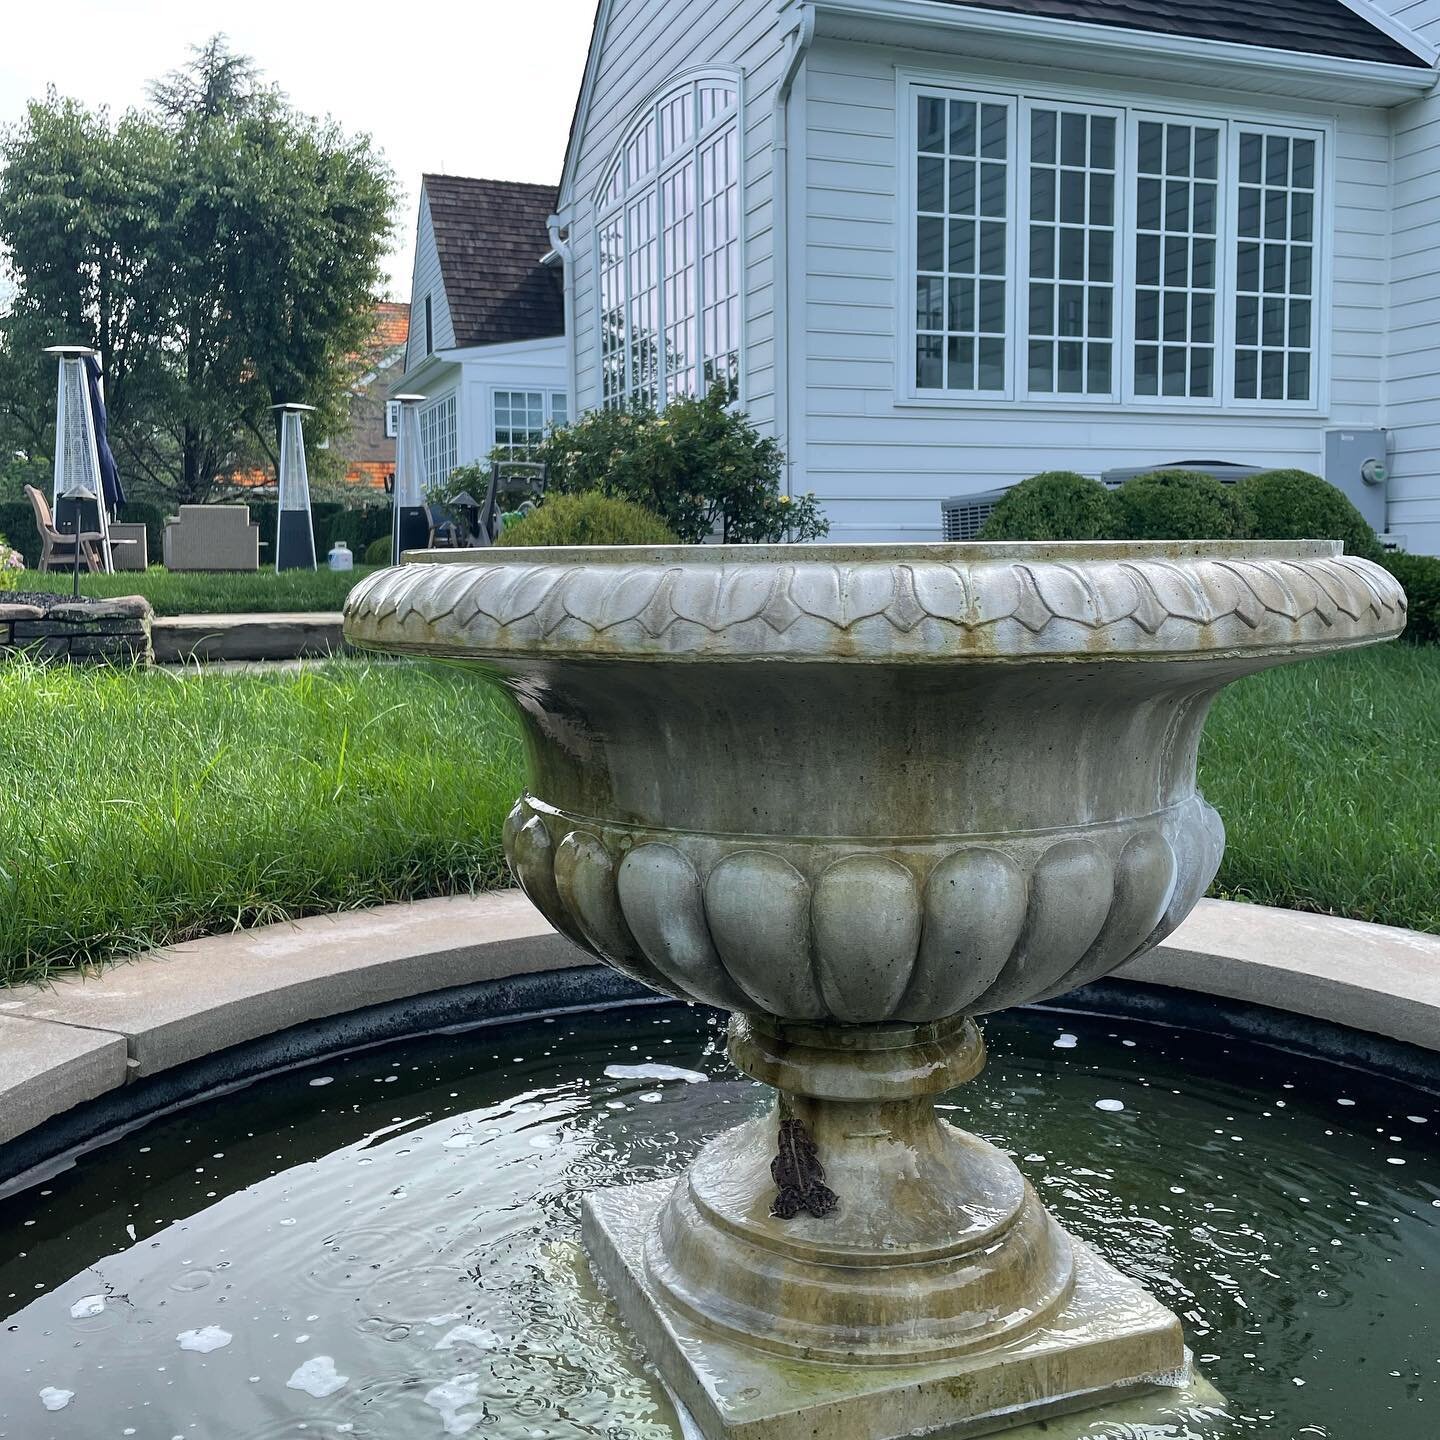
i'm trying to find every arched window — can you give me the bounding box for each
[596,73,741,409]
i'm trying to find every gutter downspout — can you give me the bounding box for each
[547,215,578,421]
[772,3,816,499]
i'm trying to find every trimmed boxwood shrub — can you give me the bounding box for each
[496,493,678,548]
[977,471,1114,541]
[1239,469,1384,562]
[1110,469,1251,541]
[364,536,393,566]
[1379,552,1440,647]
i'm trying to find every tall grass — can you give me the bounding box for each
[1199,643,1440,933]
[15,566,378,616]
[0,657,523,985]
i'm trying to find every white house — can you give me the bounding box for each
[400,176,570,490]
[549,0,1440,552]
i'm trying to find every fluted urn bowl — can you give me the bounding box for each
[345,540,1405,1438]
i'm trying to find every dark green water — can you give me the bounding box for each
[1,1004,1436,1439]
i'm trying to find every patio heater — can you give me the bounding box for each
[273,403,318,572]
[390,393,429,564]
[45,344,111,586]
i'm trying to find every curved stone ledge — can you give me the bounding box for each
[1,893,1436,1154]
[344,541,1406,665]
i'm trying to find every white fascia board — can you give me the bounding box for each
[1337,0,1438,68]
[448,335,568,364]
[812,0,1437,104]
[558,0,614,211]
[396,351,463,393]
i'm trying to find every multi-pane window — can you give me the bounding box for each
[595,74,740,408]
[419,394,457,489]
[908,86,1323,409]
[493,391,569,458]
[1134,119,1220,400]
[914,93,1010,394]
[1234,130,1317,403]
[699,126,740,388]
[1027,106,1117,397]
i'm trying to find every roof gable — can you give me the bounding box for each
[928,0,1430,67]
[421,175,565,349]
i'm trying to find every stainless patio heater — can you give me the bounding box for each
[390,393,429,564]
[45,344,111,584]
[274,403,317,572]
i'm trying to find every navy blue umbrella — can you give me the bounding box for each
[83,355,125,511]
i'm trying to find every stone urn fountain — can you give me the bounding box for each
[345,540,1405,1439]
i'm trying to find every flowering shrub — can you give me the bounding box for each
[0,534,23,591]
[520,385,827,545]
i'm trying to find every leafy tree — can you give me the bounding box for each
[525,385,828,544]
[0,37,397,504]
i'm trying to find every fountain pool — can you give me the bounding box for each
[2,999,1436,1439]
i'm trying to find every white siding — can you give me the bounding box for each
[561,0,788,425]
[458,338,569,461]
[1370,0,1440,42]
[405,189,457,373]
[799,41,1395,543]
[1374,0,1440,554]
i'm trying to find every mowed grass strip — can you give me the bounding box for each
[0,656,523,985]
[0,641,1432,985]
[1199,642,1440,934]
[14,565,378,616]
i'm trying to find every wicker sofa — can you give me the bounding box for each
[162,505,261,572]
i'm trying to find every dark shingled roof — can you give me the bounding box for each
[931,0,1429,67]
[423,175,564,349]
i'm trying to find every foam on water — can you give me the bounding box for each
[604,1063,709,1084]
[39,1387,74,1411]
[176,1325,232,1353]
[286,1355,348,1398]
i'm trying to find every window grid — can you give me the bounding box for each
[419,394,457,490]
[906,82,1324,412]
[1025,104,1118,399]
[1132,118,1221,401]
[700,125,740,388]
[493,390,547,459]
[914,91,1011,396]
[1233,129,1317,403]
[662,159,698,399]
[595,75,741,410]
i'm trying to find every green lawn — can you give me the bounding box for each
[1198,642,1440,934]
[12,565,378,615]
[0,642,1432,986]
[0,657,523,985]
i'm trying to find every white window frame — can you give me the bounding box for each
[896,70,1331,418]
[1119,110,1227,410]
[1017,98,1126,406]
[592,68,744,410]
[418,392,458,490]
[489,387,569,457]
[908,85,1019,401]
[1222,121,1326,412]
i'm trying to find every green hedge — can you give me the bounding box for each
[1379,553,1440,648]
[1238,469,1385,562]
[496,493,678,548]
[0,496,391,570]
[977,472,1113,541]
[1110,470,1252,541]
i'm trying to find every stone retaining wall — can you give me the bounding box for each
[0,595,154,665]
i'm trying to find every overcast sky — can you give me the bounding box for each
[0,0,597,300]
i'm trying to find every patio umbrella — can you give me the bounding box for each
[83,355,125,512]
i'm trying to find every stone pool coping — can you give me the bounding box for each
[151,611,346,663]
[1,893,1437,1152]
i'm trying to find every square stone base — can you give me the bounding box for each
[584,1177,1199,1440]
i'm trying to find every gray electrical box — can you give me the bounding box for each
[1324,429,1389,534]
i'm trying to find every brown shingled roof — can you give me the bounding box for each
[930,0,1428,66]
[423,175,564,348]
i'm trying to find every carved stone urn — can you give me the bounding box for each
[345,540,1404,1439]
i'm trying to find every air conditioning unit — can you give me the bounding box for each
[1099,460,1267,489]
[941,488,1012,541]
